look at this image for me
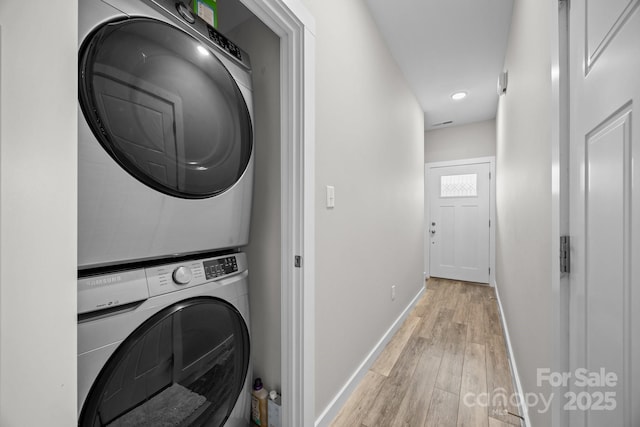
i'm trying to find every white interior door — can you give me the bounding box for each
[569,0,640,425]
[429,162,490,283]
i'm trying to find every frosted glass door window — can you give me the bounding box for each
[440,173,478,198]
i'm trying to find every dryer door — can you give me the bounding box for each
[79,18,252,199]
[79,297,250,427]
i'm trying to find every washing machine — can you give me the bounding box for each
[78,252,251,426]
[78,0,254,270]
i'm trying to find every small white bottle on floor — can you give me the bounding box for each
[268,390,282,427]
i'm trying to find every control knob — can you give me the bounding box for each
[173,266,192,285]
[176,2,196,24]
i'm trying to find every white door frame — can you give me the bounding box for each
[424,156,496,286]
[230,1,316,425]
[550,0,570,425]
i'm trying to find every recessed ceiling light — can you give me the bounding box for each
[451,91,467,100]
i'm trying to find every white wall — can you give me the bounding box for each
[424,119,496,163]
[496,0,553,425]
[301,0,425,417]
[228,16,282,392]
[0,0,78,425]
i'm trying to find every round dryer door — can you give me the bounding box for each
[79,18,253,199]
[79,297,250,427]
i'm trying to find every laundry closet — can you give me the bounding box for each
[74,0,282,423]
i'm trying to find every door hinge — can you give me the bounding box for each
[489,172,492,180]
[489,267,491,275]
[560,236,570,273]
[489,219,491,228]
[295,255,302,268]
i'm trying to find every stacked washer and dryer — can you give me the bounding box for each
[77,0,255,425]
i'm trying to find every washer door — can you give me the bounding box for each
[79,18,253,199]
[79,297,250,427]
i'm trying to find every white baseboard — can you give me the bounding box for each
[314,286,426,427]
[493,279,532,427]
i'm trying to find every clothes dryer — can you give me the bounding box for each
[78,0,254,270]
[78,252,251,426]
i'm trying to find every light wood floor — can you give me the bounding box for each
[329,278,524,427]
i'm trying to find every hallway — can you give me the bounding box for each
[330,278,523,427]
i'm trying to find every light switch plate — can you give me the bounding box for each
[326,185,335,208]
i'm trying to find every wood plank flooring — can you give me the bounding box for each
[329,278,524,427]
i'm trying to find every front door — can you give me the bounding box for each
[429,162,491,283]
[568,0,640,425]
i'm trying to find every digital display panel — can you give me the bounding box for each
[203,256,238,279]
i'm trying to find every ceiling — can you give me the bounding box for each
[364,0,514,131]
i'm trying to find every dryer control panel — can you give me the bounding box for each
[144,0,251,69]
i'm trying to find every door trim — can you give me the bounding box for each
[234,1,316,425]
[424,156,496,286]
[550,0,570,425]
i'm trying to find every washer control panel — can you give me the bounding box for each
[203,256,238,279]
[78,253,247,314]
[146,253,246,297]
